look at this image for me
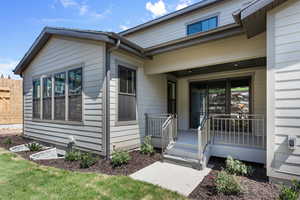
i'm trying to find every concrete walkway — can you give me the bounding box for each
[130,161,212,196]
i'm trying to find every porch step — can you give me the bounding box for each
[163,154,202,170]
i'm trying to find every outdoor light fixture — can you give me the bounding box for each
[288,135,297,150]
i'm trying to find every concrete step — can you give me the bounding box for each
[166,146,198,160]
[163,154,202,170]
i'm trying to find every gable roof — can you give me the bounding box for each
[119,0,224,36]
[13,27,145,75]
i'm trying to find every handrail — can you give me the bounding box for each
[161,114,177,155]
[197,114,210,162]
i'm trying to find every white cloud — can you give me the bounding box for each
[146,0,167,18]
[0,58,21,79]
[176,0,192,10]
[59,0,78,8]
[79,5,88,16]
[119,25,129,31]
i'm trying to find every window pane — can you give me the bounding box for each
[33,80,41,119]
[43,77,52,120]
[187,21,202,35]
[208,17,217,29]
[127,70,136,94]
[119,66,128,93]
[231,79,250,114]
[118,94,136,121]
[68,68,82,96]
[208,82,226,114]
[68,68,82,122]
[202,20,209,32]
[54,72,66,120]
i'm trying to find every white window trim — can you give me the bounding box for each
[115,59,138,126]
[32,63,84,125]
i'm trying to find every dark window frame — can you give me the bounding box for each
[32,66,83,123]
[187,16,218,36]
[189,76,252,129]
[117,64,137,124]
[32,79,41,119]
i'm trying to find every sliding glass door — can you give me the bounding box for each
[189,77,251,129]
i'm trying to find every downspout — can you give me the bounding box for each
[104,39,121,158]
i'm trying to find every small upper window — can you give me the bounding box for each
[187,16,218,35]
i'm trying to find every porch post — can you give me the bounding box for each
[145,113,149,136]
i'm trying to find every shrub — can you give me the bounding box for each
[140,136,154,155]
[111,150,131,167]
[225,156,253,176]
[65,150,81,162]
[279,180,300,200]
[26,143,43,152]
[215,171,243,195]
[79,153,97,168]
[3,137,12,145]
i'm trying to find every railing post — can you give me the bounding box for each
[145,113,149,136]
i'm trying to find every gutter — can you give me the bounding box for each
[104,39,121,158]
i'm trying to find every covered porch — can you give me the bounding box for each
[143,57,267,169]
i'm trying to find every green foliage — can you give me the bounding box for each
[26,143,43,152]
[215,171,243,195]
[65,150,81,162]
[3,137,12,145]
[140,136,154,155]
[279,180,300,200]
[79,153,97,169]
[111,150,131,167]
[225,156,253,176]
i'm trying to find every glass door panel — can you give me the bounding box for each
[190,82,207,129]
[208,81,226,115]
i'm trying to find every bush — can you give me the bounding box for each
[26,143,43,152]
[225,156,253,176]
[79,153,97,169]
[279,180,300,200]
[111,150,131,167]
[65,150,81,162]
[215,171,243,195]
[140,136,154,155]
[3,137,12,145]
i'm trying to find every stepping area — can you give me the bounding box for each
[130,161,212,196]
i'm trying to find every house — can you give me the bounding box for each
[14,0,300,183]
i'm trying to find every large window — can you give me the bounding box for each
[32,67,82,122]
[32,79,41,119]
[54,72,66,120]
[43,77,52,120]
[68,68,82,122]
[190,77,251,128]
[187,16,218,35]
[118,65,136,122]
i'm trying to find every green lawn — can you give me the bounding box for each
[0,148,185,200]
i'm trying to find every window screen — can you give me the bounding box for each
[68,68,82,122]
[32,79,41,119]
[43,77,52,120]
[54,72,66,120]
[118,65,136,121]
[187,16,218,35]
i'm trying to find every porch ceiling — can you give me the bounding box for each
[169,57,266,77]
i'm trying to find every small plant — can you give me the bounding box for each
[3,137,12,145]
[111,150,131,167]
[215,171,243,195]
[79,153,97,168]
[279,179,300,200]
[26,143,43,152]
[140,136,154,155]
[65,150,81,162]
[225,156,253,176]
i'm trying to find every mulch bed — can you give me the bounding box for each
[0,134,161,176]
[188,157,280,200]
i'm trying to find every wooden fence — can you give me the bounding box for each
[0,77,23,124]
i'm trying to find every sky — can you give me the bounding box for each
[0,0,200,79]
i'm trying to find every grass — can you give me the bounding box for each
[0,148,185,200]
